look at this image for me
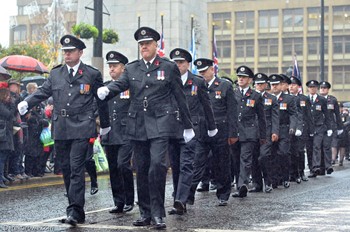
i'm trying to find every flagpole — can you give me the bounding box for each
[137,14,141,60]
[191,15,194,71]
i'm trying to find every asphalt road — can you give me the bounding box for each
[1,161,350,231]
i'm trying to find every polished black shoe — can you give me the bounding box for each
[209,183,217,191]
[232,184,248,198]
[168,207,186,215]
[65,216,78,227]
[283,181,290,188]
[264,185,273,193]
[248,187,262,193]
[296,177,301,184]
[196,183,209,192]
[173,200,185,215]
[90,187,99,195]
[218,199,228,206]
[318,169,325,176]
[109,206,124,214]
[308,172,317,178]
[326,167,334,175]
[0,181,8,188]
[152,217,166,230]
[133,217,151,226]
[123,204,134,212]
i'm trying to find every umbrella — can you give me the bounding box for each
[0,65,11,81]
[20,75,47,91]
[0,55,49,74]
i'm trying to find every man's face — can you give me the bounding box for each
[139,40,157,61]
[281,82,289,92]
[237,76,251,88]
[109,63,125,80]
[63,48,83,67]
[308,86,318,95]
[199,66,214,83]
[319,87,329,96]
[9,84,20,94]
[289,83,299,94]
[270,83,282,95]
[174,60,190,76]
[255,83,267,92]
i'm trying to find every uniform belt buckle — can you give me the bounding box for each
[143,100,148,108]
[61,109,67,117]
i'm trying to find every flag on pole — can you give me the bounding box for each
[292,55,303,93]
[157,32,165,57]
[212,32,219,75]
[189,27,197,74]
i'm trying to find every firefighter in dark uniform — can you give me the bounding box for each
[97,27,193,230]
[252,73,279,193]
[100,51,135,214]
[305,80,333,178]
[17,34,110,226]
[231,66,266,198]
[288,76,314,182]
[269,74,298,188]
[187,58,238,206]
[167,49,217,215]
[318,81,343,166]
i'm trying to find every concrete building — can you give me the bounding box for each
[208,0,350,101]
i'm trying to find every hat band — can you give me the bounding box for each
[61,46,76,50]
[197,66,209,72]
[138,38,154,43]
[254,80,266,84]
[269,81,280,84]
[172,57,186,61]
[107,60,121,64]
[237,73,250,77]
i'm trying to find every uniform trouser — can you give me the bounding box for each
[306,135,314,170]
[85,143,97,188]
[258,138,275,186]
[312,131,332,171]
[251,142,263,189]
[290,135,302,179]
[104,144,134,207]
[168,138,195,205]
[132,138,168,218]
[273,136,291,182]
[55,139,89,222]
[189,138,232,202]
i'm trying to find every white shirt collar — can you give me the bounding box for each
[207,76,215,88]
[239,86,250,95]
[67,61,81,76]
[143,57,156,66]
[181,71,188,85]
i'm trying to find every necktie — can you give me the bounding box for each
[69,68,74,78]
[311,95,314,103]
[241,89,244,96]
[146,62,151,69]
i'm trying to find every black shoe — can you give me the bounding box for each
[318,169,325,176]
[109,206,124,214]
[272,183,278,189]
[65,216,78,227]
[248,187,262,193]
[326,167,334,175]
[0,181,8,188]
[4,175,15,182]
[152,217,166,230]
[197,183,209,192]
[209,183,217,191]
[265,185,273,193]
[232,184,248,198]
[123,204,134,212]
[296,177,301,184]
[283,181,290,188]
[218,199,228,206]
[301,175,309,181]
[173,200,185,215]
[90,187,98,195]
[168,207,186,215]
[133,217,151,226]
[308,172,317,178]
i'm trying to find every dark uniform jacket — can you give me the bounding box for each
[106,56,192,141]
[296,94,314,135]
[324,95,343,131]
[262,91,279,138]
[276,93,298,139]
[235,87,266,141]
[309,94,332,134]
[172,71,216,140]
[101,80,131,145]
[24,62,110,140]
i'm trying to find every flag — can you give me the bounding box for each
[189,28,197,74]
[212,34,219,75]
[292,55,303,93]
[157,32,165,57]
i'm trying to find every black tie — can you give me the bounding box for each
[241,89,244,96]
[69,68,74,78]
[311,95,314,103]
[146,62,151,69]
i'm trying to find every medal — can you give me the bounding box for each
[264,98,272,105]
[157,70,165,80]
[215,91,221,99]
[191,85,198,96]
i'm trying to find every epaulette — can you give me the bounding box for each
[128,60,139,65]
[52,64,63,70]
[86,64,99,71]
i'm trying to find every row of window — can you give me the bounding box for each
[213,5,350,33]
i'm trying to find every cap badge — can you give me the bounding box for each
[64,38,70,44]
[257,74,262,78]
[175,50,180,55]
[197,61,202,66]
[141,30,146,35]
[311,81,314,84]
[109,53,114,58]
[240,67,245,72]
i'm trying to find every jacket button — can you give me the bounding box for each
[68,93,71,96]
[67,103,70,106]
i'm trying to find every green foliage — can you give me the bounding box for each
[218,70,237,83]
[102,29,119,44]
[72,23,99,39]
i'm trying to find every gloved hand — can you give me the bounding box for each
[327,130,333,137]
[337,129,344,135]
[295,129,302,137]
[208,128,218,137]
[100,127,111,135]
[289,128,295,135]
[18,101,28,115]
[183,129,195,143]
[97,86,110,100]
[310,133,314,137]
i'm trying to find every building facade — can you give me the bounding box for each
[208,0,350,101]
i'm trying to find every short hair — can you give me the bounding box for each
[26,82,38,92]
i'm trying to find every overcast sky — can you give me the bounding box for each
[0,2,18,47]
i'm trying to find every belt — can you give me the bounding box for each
[54,107,92,117]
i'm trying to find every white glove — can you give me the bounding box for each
[100,127,111,135]
[208,128,218,137]
[183,129,195,143]
[337,129,344,135]
[97,86,110,100]
[295,129,302,137]
[327,130,333,137]
[18,101,28,115]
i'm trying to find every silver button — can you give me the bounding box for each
[113,110,116,112]
[146,85,149,88]
[114,101,117,104]
[147,74,150,77]
[67,103,70,106]
[144,108,147,111]
[144,97,147,99]
[70,84,73,87]
[68,93,71,96]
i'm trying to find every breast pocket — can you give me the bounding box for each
[155,108,177,133]
[126,111,137,136]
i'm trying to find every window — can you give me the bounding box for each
[259,10,278,32]
[235,11,254,34]
[217,40,231,58]
[283,8,303,31]
[259,39,278,57]
[333,36,350,54]
[308,7,329,31]
[332,66,350,90]
[283,38,303,56]
[307,37,328,55]
[235,40,254,58]
[307,66,328,82]
[333,5,350,31]
[13,25,27,43]
[213,12,232,31]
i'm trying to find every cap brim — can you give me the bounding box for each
[197,66,209,72]
[61,46,77,50]
[254,80,266,84]
[172,57,186,61]
[138,38,154,43]
[269,81,280,84]
[237,73,250,77]
[107,60,121,64]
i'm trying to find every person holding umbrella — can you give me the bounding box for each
[17,34,110,226]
